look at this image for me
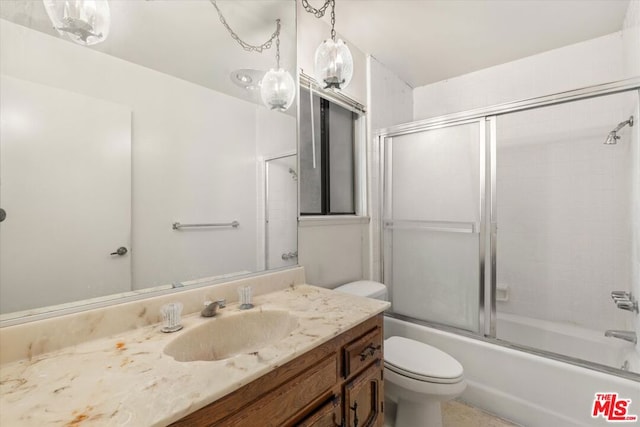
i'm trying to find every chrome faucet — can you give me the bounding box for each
[201,299,226,317]
[604,330,637,345]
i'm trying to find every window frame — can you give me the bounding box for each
[299,88,365,216]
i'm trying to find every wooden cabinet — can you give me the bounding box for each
[171,314,384,427]
[344,362,383,427]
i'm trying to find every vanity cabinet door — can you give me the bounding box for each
[343,361,383,427]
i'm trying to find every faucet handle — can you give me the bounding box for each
[611,291,630,300]
[616,299,639,313]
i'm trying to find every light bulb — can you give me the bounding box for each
[260,68,296,112]
[42,0,110,46]
[314,38,353,90]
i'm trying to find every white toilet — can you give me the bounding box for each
[334,280,466,427]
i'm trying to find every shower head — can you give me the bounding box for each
[604,116,634,145]
[605,131,619,145]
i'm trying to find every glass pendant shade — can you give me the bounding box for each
[42,0,110,46]
[260,68,296,112]
[314,38,353,90]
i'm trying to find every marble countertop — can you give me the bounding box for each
[0,285,389,426]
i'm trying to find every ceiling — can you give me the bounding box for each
[331,0,631,88]
[0,1,296,105]
[0,0,631,98]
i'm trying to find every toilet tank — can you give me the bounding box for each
[334,280,388,301]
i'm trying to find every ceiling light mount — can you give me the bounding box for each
[230,69,265,91]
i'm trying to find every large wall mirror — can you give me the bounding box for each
[0,0,298,323]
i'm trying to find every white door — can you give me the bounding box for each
[0,75,132,313]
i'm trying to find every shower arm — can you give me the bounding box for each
[612,116,634,133]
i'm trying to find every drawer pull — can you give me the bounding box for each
[350,401,359,427]
[359,344,381,361]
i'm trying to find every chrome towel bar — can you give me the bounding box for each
[172,221,239,230]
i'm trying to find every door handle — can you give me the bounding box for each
[110,246,128,256]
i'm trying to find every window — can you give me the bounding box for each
[299,89,359,215]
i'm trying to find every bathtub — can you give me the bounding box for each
[384,315,640,427]
[496,312,639,373]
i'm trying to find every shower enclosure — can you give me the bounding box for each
[380,78,640,378]
[264,153,298,270]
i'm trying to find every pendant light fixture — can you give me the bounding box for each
[42,0,110,46]
[302,0,353,90]
[211,1,295,112]
[260,29,296,112]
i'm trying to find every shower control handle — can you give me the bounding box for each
[611,291,630,300]
[610,291,639,313]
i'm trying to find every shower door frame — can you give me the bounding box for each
[378,77,640,380]
[382,117,487,334]
[263,152,297,270]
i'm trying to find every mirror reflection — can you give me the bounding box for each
[0,0,298,321]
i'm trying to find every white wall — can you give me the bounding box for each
[414,32,625,120]
[367,57,414,281]
[0,21,282,295]
[298,217,368,287]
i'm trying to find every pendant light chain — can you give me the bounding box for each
[301,0,331,18]
[330,0,336,41]
[210,0,280,54]
[210,0,294,111]
[301,0,336,41]
[276,33,281,69]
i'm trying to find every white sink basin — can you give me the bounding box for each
[163,309,298,362]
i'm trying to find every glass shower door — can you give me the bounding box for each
[383,120,485,332]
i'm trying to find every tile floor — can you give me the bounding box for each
[384,399,520,427]
[442,400,520,426]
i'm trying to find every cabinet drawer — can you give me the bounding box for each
[343,327,382,379]
[222,354,338,427]
[296,395,342,427]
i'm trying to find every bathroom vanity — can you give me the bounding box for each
[172,313,384,426]
[0,276,389,426]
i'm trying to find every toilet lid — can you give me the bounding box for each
[384,336,464,384]
[334,281,387,299]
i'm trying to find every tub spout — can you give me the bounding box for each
[604,330,637,344]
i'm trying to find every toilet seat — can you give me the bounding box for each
[385,336,464,384]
